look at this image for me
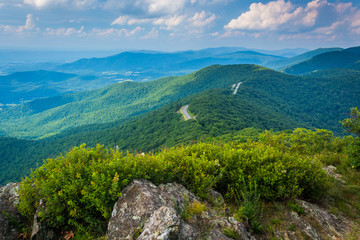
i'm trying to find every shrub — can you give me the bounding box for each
[17,129,333,236]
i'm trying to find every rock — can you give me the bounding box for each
[323,166,345,183]
[274,199,353,240]
[288,210,321,240]
[0,183,21,240]
[137,206,180,240]
[107,179,254,240]
[296,199,350,239]
[31,200,60,240]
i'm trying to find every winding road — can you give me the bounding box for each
[233,82,242,95]
[182,105,191,120]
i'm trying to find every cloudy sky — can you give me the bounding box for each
[0,0,359,51]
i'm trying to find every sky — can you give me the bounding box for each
[0,0,359,51]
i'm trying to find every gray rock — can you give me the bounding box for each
[322,165,345,183]
[289,210,321,240]
[31,200,60,240]
[296,199,350,239]
[0,182,21,240]
[107,179,254,240]
[137,206,180,240]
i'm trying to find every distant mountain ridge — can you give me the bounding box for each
[264,48,343,70]
[284,46,360,75]
[56,49,285,76]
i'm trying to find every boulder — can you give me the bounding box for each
[107,179,254,240]
[0,182,21,240]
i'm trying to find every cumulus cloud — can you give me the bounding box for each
[0,14,38,33]
[112,10,215,31]
[226,0,360,34]
[189,11,216,27]
[112,14,186,30]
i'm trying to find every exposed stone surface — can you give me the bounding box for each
[0,182,21,240]
[31,199,60,240]
[274,199,353,240]
[323,165,345,183]
[137,206,180,240]
[107,179,254,240]
[296,199,350,239]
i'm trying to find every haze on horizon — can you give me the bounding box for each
[0,0,359,52]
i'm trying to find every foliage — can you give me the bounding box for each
[187,201,207,216]
[1,63,359,184]
[233,178,262,233]
[223,228,242,240]
[288,202,305,215]
[342,107,360,137]
[17,128,338,236]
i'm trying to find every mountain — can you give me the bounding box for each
[0,64,359,184]
[1,64,359,140]
[251,47,309,58]
[264,48,343,70]
[0,70,122,107]
[284,46,360,75]
[0,64,287,139]
[55,49,285,79]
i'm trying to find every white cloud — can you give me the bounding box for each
[225,0,360,39]
[112,15,186,30]
[91,26,143,37]
[45,26,86,37]
[0,14,38,33]
[141,28,159,39]
[24,0,98,9]
[112,16,129,25]
[189,11,215,27]
[226,0,301,31]
[104,0,188,16]
[153,15,186,29]
[146,0,187,15]
[112,11,216,32]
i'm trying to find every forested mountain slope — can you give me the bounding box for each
[0,65,299,139]
[284,46,360,75]
[0,64,359,184]
[265,47,343,70]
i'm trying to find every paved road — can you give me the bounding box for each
[182,105,191,120]
[233,82,242,94]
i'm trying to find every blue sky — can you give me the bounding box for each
[0,0,359,51]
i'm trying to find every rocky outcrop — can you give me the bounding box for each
[296,199,350,239]
[107,179,255,240]
[323,165,345,183]
[275,199,352,240]
[31,199,61,240]
[0,183,21,240]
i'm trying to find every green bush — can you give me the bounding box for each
[17,129,335,236]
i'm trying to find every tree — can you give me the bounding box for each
[342,107,360,137]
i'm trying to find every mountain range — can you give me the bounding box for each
[0,46,359,185]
